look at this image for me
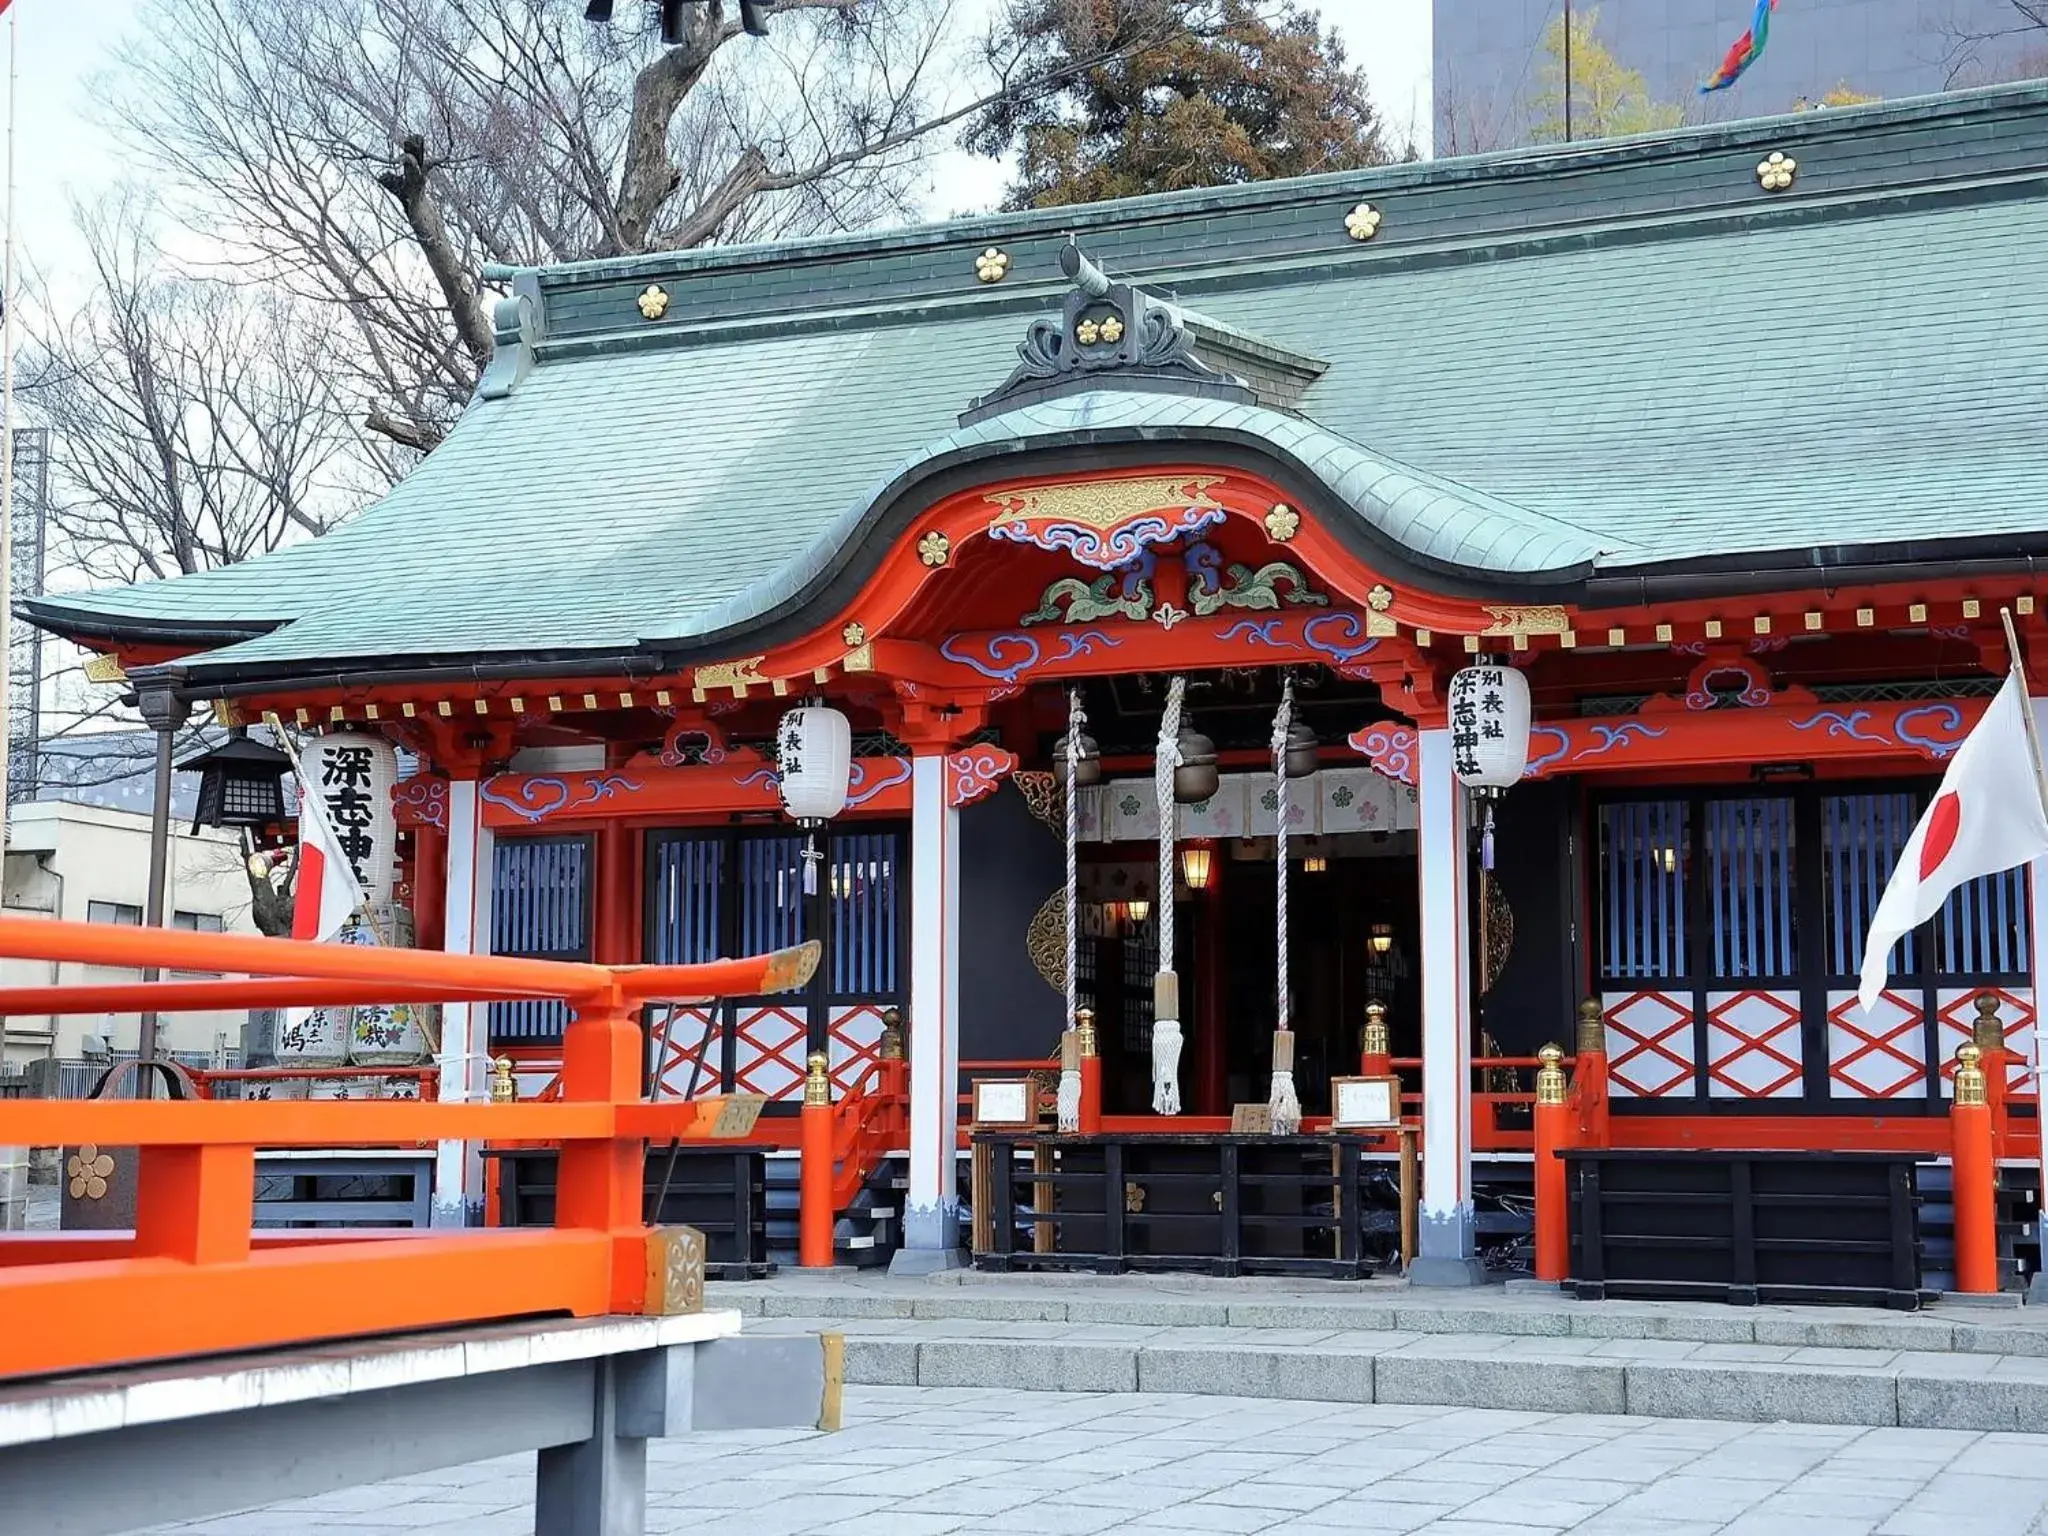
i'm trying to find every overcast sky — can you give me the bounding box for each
[3,0,1432,300]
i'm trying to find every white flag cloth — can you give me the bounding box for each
[297,780,368,944]
[1859,673,2048,1011]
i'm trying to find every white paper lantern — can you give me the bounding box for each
[1447,663,1532,793]
[775,705,853,824]
[298,730,400,908]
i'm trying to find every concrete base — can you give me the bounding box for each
[1406,1255,1489,1288]
[2030,1271,2048,1307]
[1940,1290,2025,1309]
[0,1313,836,1536]
[1503,1278,1566,1296]
[889,1245,967,1277]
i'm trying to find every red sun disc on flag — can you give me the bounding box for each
[1920,791,1962,881]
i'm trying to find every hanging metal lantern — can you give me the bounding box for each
[1060,729,1102,787]
[1173,724,1219,804]
[1283,719,1320,780]
[776,703,852,894]
[176,727,293,834]
[1447,660,1532,872]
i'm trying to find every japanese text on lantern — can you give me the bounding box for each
[321,745,378,887]
[1449,666,1509,780]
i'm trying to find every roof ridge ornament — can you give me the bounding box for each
[961,238,1252,425]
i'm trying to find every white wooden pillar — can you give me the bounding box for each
[1413,726,1483,1285]
[432,779,494,1226]
[892,752,963,1273]
[2030,698,2048,1303]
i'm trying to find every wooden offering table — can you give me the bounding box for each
[972,1132,1377,1279]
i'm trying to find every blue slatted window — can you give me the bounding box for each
[1595,800,1689,979]
[488,835,590,1044]
[647,836,724,965]
[829,832,900,995]
[1705,798,1797,979]
[1941,866,2030,976]
[737,834,806,990]
[1823,792,1918,976]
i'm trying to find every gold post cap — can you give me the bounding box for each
[1974,992,2005,1052]
[804,1051,832,1107]
[1075,1006,1097,1057]
[1954,1042,1988,1107]
[488,1057,516,1103]
[1576,997,1605,1055]
[1536,1043,1568,1106]
[1361,998,1389,1057]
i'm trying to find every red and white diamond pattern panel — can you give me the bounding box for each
[1825,989,1927,1100]
[828,1004,889,1095]
[649,1006,720,1100]
[1705,990,1803,1099]
[1936,987,2035,1096]
[511,1055,562,1103]
[1602,991,1697,1099]
[733,1006,809,1101]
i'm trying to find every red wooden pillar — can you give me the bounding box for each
[1951,1043,1999,1295]
[800,1052,835,1268]
[1531,1045,1570,1283]
[1196,857,1228,1116]
[554,986,646,1313]
[592,821,638,967]
[414,823,448,952]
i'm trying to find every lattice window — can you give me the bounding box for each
[1595,800,1688,980]
[1823,791,1918,977]
[1940,866,2029,977]
[1119,912,1158,1053]
[1705,798,1797,980]
[488,834,591,1045]
[828,832,901,996]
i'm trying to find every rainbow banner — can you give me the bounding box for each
[1700,0,1776,93]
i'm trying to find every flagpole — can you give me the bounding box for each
[1998,607,2048,1297]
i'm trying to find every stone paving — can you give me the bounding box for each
[147,1384,2048,1535]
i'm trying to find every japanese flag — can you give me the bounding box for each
[292,780,369,945]
[1859,674,2048,1012]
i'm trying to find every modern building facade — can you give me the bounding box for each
[26,84,2048,1285]
[1433,0,2044,149]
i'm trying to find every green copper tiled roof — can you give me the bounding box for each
[33,82,2048,678]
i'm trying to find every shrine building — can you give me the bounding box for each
[30,81,2048,1290]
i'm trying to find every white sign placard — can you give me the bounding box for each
[1330,1076,1399,1129]
[973,1079,1034,1127]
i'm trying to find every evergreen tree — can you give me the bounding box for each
[969,0,1389,210]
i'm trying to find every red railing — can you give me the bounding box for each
[0,916,817,1380]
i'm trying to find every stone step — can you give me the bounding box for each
[742,1318,2048,1432]
[707,1279,2048,1357]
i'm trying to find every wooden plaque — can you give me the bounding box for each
[1230,1103,1273,1134]
[971,1078,1037,1128]
[1329,1075,1401,1129]
[707,1094,767,1139]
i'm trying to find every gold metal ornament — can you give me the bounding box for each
[637,284,670,319]
[1026,889,1067,993]
[1366,584,1394,613]
[917,530,952,567]
[841,620,867,647]
[1125,1181,1146,1213]
[1756,152,1797,192]
[763,940,824,995]
[1076,318,1101,345]
[1344,202,1383,241]
[974,247,1011,283]
[1099,315,1125,343]
[1954,1042,1987,1107]
[1535,1045,1567,1106]
[1264,503,1300,541]
[804,1051,832,1107]
[67,1145,114,1201]
[489,1058,517,1103]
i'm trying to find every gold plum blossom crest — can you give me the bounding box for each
[841,621,867,647]
[974,248,1010,283]
[1344,203,1383,241]
[1756,152,1797,192]
[1076,318,1101,345]
[68,1145,114,1201]
[1367,584,1394,612]
[1264,503,1300,541]
[1100,315,1125,343]
[917,531,952,567]
[636,285,670,320]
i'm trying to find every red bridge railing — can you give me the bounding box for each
[0,916,816,1380]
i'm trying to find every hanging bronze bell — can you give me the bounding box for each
[1174,725,1219,803]
[1284,719,1320,779]
[1061,730,1101,787]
